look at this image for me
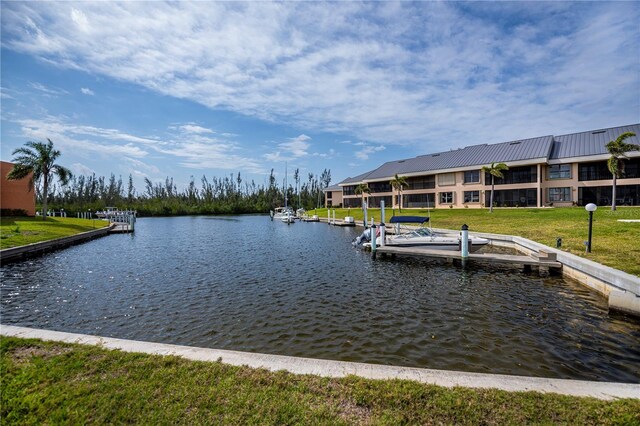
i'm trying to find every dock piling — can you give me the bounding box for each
[461,224,469,259]
[371,224,377,259]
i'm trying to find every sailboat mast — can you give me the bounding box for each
[284,162,288,208]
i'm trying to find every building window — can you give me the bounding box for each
[485,189,537,207]
[368,182,391,193]
[343,185,356,196]
[403,193,435,208]
[548,164,571,180]
[406,175,435,190]
[369,196,392,208]
[579,159,640,181]
[464,170,480,183]
[463,191,480,203]
[440,192,454,204]
[549,187,571,202]
[485,166,537,185]
[438,173,456,186]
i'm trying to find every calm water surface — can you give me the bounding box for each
[2,215,639,382]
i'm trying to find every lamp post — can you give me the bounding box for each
[585,203,597,253]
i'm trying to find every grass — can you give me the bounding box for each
[310,206,640,276]
[0,216,109,250]
[2,337,638,425]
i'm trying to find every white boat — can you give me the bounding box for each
[281,211,295,224]
[272,206,294,219]
[381,227,489,252]
[356,216,489,252]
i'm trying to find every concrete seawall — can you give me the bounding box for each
[0,225,111,264]
[325,215,640,317]
[436,229,640,317]
[2,325,638,400]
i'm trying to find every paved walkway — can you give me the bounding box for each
[2,325,638,400]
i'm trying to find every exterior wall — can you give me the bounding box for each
[339,153,640,210]
[539,161,640,206]
[0,161,36,216]
[324,190,343,208]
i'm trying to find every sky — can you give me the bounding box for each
[1,1,639,191]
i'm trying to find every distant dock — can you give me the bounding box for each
[109,223,134,233]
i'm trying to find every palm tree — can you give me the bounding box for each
[606,132,638,211]
[354,183,370,209]
[389,174,408,212]
[481,162,509,212]
[7,139,72,220]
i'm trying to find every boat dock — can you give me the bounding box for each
[374,245,562,271]
[109,223,134,234]
[330,220,356,227]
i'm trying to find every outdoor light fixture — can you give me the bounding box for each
[585,203,597,253]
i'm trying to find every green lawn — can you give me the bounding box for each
[311,207,640,276]
[0,216,109,250]
[1,337,638,425]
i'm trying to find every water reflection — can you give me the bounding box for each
[1,215,639,383]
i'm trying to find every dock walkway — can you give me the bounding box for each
[375,245,562,269]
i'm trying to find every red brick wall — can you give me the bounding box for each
[1,161,36,216]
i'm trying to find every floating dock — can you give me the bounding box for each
[374,245,562,270]
[300,216,320,222]
[108,223,134,233]
[330,220,356,227]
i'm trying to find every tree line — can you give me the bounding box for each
[40,168,331,216]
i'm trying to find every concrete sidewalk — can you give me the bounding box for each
[2,325,638,400]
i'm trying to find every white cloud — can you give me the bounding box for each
[178,124,214,134]
[2,2,638,152]
[70,8,90,33]
[16,116,150,158]
[355,144,386,161]
[264,134,311,161]
[29,82,68,96]
[0,87,15,99]
[80,87,94,95]
[70,162,95,176]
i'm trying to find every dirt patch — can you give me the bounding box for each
[336,399,372,425]
[9,345,73,365]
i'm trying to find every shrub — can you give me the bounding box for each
[0,209,29,217]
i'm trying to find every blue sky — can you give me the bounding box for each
[1,1,639,190]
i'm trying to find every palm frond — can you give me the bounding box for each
[607,157,620,177]
[52,164,73,185]
[6,164,32,180]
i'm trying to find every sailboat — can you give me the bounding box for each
[272,162,295,223]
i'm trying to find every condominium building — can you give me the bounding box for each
[324,124,639,209]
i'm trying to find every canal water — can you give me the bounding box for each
[2,215,639,383]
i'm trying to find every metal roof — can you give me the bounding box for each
[339,170,377,185]
[337,124,640,186]
[323,184,342,192]
[550,124,640,159]
[362,135,553,181]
